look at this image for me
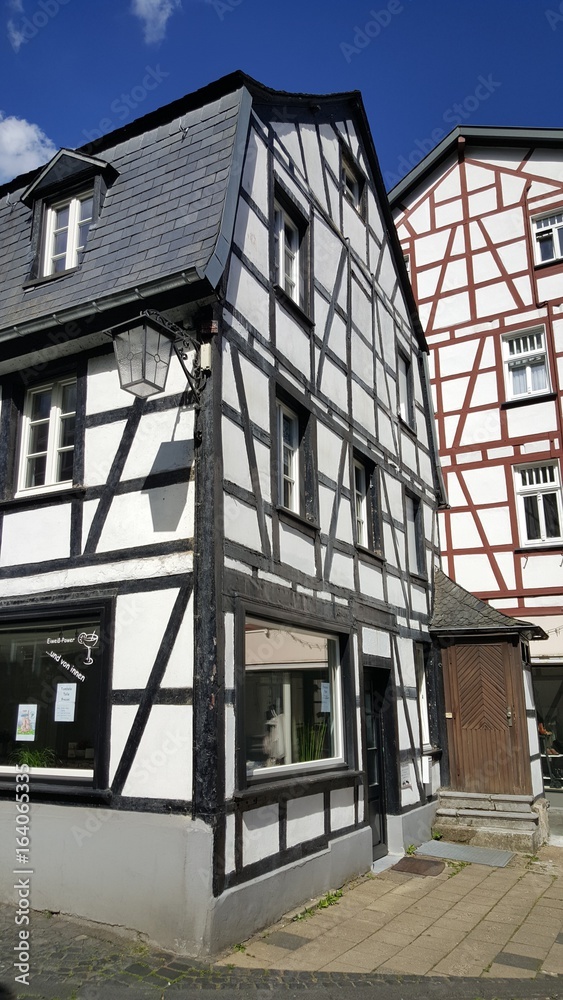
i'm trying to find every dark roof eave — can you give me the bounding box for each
[430,624,548,642]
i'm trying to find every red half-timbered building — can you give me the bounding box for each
[391,128,563,812]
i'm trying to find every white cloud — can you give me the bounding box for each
[0,113,57,184]
[7,18,26,51]
[131,0,181,43]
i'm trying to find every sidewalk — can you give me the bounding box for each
[0,844,562,998]
[217,844,563,979]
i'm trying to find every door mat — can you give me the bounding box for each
[416,840,514,867]
[391,857,445,876]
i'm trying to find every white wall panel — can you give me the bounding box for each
[224,495,262,552]
[226,258,270,336]
[122,408,194,481]
[97,484,193,552]
[330,787,355,831]
[358,560,385,601]
[113,588,181,688]
[0,504,71,566]
[85,422,127,485]
[86,352,134,416]
[233,198,269,272]
[279,522,316,576]
[243,804,279,866]
[122,705,192,800]
[286,793,324,848]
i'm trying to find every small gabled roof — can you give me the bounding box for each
[430,567,547,641]
[21,149,116,206]
[389,125,563,207]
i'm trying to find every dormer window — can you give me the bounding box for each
[21,148,117,283]
[43,192,94,275]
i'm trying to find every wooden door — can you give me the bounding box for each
[442,641,531,795]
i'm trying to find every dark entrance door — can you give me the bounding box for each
[363,667,388,861]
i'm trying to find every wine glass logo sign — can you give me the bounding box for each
[78,631,99,665]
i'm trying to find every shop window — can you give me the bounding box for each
[0,609,107,785]
[503,328,549,400]
[244,617,344,779]
[515,463,563,545]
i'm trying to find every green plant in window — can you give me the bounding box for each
[297,721,327,762]
[9,747,57,768]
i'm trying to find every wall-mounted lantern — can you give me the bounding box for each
[109,309,208,398]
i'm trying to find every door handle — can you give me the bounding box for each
[506,706,513,727]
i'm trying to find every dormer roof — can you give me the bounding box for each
[21,149,116,207]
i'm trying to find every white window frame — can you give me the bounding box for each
[353,460,368,548]
[342,159,361,209]
[244,618,344,780]
[43,191,93,276]
[274,201,300,303]
[502,328,550,400]
[533,211,563,265]
[515,463,563,546]
[398,351,414,427]
[17,378,77,495]
[277,401,300,513]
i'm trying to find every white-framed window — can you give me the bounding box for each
[515,463,563,545]
[244,617,344,779]
[398,351,415,427]
[18,378,76,493]
[342,159,361,209]
[533,211,563,265]
[274,201,301,303]
[503,328,549,399]
[277,401,300,512]
[43,192,93,276]
[0,609,106,785]
[353,460,368,547]
[406,493,424,575]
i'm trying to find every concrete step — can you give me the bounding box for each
[431,822,540,853]
[435,807,538,832]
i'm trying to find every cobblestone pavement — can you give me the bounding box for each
[0,847,562,999]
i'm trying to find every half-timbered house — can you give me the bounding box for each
[0,72,445,955]
[390,127,562,830]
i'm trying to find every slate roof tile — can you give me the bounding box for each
[431,568,545,637]
[0,85,246,332]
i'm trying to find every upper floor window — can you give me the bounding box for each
[43,192,93,276]
[503,329,549,399]
[342,158,363,211]
[353,456,382,554]
[398,351,415,428]
[533,212,563,265]
[515,463,562,545]
[18,378,76,494]
[406,492,425,576]
[277,401,300,513]
[274,201,301,303]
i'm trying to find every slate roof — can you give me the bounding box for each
[0,85,248,336]
[430,567,547,640]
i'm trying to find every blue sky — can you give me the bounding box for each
[1,0,562,188]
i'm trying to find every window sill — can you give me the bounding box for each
[356,545,385,567]
[277,506,319,537]
[23,268,79,289]
[501,392,557,410]
[398,414,417,436]
[409,571,428,585]
[1,486,85,511]
[236,766,360,803]
[273,284,313,330]
[516,543,563,553]
[533,258,563,272]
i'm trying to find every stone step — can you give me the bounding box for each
[435,807,539,832]
[431,822,540,853]
[438,791,535,813]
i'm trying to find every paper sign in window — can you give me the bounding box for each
[321,681,331,713]
[16,705,37,741]
[54,683,77,722]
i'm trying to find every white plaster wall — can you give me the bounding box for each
[276,304,311,375]
[477,507,513,547]
[286,793,325,848]
[224,495,262,552]
[317,424,343,482]
[226,258,270,336]
[86,352,134,415]
[85,421,127,484]
[522,554,563,591]
[233,198,269,273]
[243,804,279,866]
[320,356,348,406]
[0,503,71,566]
[279,522,316,577]
[507,400,558,438]
[358,560,385,602]
[222,418,253,493]
[96,484,193,551]
[453,553,500,592]
[122,704,193,800]
[122,407,194,481]
[112,588,193,689]
[242,127,268,214]
[330,787,355,831]
[330,551,355,591]
[461,466,508,504]
[362,628,391,659]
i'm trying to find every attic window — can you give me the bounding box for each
[341,156,364,212]
[21,149,117,283]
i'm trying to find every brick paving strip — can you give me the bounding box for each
[0,848,562,998]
